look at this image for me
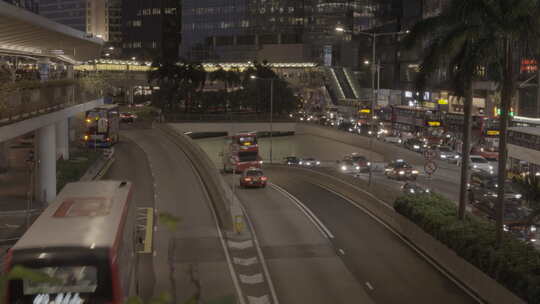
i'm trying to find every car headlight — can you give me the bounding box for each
[368,131,373,135]
[341,166,347,171]
[398,139,402,143]
[316,161,320,165]
[413,145,420,149]
[454,155,459,159]
[516,194,522,199]
[300,117,304,121]
[412,170,419,174]
[489,165,493,170]
[503,225,509,232]
[473,164,478,168]
[385,168,391,172]
[299,161,303,165]
[348,128,353,132]
[426,189,430,193]
[367,162,371,166]
[530,226,537,232]
[410,189,415,193]
[441,155,447,158]
[259,160,264,164]
[531,238,537,242]
[355,166,360,170]
[399,171,405,175]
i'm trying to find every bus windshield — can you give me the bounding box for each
[239,151,258,162]
[24,265,98,295]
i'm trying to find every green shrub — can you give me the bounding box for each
[394,194,540,303]
[57,149,102,192]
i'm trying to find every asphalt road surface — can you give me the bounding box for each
[264,168,477,304]
[105,129,236,303]
[228,175,375,304]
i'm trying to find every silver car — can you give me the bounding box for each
[438,146,460,163]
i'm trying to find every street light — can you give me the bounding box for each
[336,26,409,186]
[250,75,275,164]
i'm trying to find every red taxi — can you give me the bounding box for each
[239,167,268,188]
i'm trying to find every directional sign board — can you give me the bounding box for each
[423,149,437,161]
[424,161,438,175]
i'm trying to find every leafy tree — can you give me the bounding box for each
[405,0,540,244]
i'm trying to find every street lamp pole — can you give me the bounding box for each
[270,78,274,164]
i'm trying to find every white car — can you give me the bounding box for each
[383,135,402,144]
[338,160,361,174]
[460,155,494,173]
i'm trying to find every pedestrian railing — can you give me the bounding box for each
[0,78,102,127]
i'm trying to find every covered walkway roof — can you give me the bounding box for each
[0,1,103,62]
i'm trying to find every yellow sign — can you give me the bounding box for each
[243,142,251,146]
[427,121,441,127]
[487,130,500,136]
[438,99,449,105]
[359,109,371,114]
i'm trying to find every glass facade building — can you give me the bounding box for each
[182,0,373,63]
[2,0,39,13]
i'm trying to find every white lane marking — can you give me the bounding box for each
[233,257,259,266]
[228,240,254,250]
[247,295,271,304]
[315,183,484,304]
[293,167,392,210]
[238,204,281,304]
[270,183,334,239]
[338,248,345,255]
[239,273,264,284]
[365,282,374,290]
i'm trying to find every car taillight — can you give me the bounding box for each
[244,177,252,181]
[261,176,268,181]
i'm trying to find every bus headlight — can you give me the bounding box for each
[531,226,537,232]
[367,162,371,166]
[399,171,405,175]
[341,165,347,171]
[413,145,420,149]
[412,170,419,174]
[316,161,321,165]
[355,166,360,170]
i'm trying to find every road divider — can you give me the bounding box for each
[268,165,524,304]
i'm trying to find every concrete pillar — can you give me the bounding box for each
[0,141,9,173]
[56,118,69,160]
[38,124,56,204]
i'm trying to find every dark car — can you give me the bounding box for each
[344,153,371,172]
[239,167,268,188]
[384,160,419,180]
[401,183,430,195]
[284,156,300,166]
[403,138,427,152]
[472,197,536,242]
[468,171,523,202]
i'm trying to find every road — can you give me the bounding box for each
[228,175,375,304]
[104,129,236,302]
[262,167,477,304]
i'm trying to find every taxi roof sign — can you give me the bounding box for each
[359,108,371,114]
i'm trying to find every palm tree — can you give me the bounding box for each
[404,1,495,221]
[406,0,540,244]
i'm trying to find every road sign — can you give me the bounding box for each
[423,149,437,161]
[424,161,438,175]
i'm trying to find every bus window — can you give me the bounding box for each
[24,266,98,295]
[239,151,258,162]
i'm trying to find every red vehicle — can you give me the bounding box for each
[5,181,137,303]
[239,167,268,188]
[390,105,444,137]
[223,132,263,173]
[472,144,499,162]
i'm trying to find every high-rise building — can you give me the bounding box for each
[2,0,39,13]
[122,0,181,61]
[182,0,373,64]
[39,0,122,56]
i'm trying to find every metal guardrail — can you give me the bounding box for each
[0,79,101,127]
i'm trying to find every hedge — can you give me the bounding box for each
[57,149,102,192]
[394,194,540,303]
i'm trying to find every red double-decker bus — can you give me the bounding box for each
[222,132,263,173]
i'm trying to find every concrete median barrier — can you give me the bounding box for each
[269,165,525,304]
[156,123,233,230]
